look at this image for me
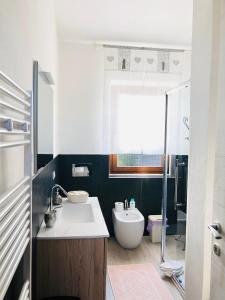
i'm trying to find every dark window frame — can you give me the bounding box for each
[109,154,165,174]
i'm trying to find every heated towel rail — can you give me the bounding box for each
[0,70,32,300]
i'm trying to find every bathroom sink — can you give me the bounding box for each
[37,197,109,239]
[61,202,94,223]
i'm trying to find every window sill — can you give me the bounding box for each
[109,173,164,179]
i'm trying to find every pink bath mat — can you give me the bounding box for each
[108,263,173,300]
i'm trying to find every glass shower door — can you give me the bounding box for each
[161,82,190,293]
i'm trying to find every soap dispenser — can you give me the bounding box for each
[130,198,136,209]
[53,187,62,205]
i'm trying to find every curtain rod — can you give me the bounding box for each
[103,44,185,53]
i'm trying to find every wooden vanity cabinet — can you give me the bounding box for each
[36,238,107,300]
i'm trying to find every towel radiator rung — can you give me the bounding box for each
[0,200,29,235]
[0,184,30,219]
[0,99,30,116]
[0,140,30,149]
[0,220,29,262]
[0,85,30,107]
[0,228,30,275]
[0,237,29,299]
[0,70,30,98]
[0,176,29,207]
[0,211,30,248]
[0,129,30,135]
[18,281,30,300]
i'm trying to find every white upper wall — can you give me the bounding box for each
[55,0,193,47]
[30,1,58,82]
[58,42,104,154]
[0,0,58,191]
[0,0,58,91]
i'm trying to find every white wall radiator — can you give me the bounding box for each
[0,70,32,300]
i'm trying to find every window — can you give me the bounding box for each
[108,85,167,175]
[109,88,165,154]
[110,154,164,174]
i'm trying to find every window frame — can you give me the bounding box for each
[109,154,164,175]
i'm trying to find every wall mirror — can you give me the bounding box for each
[33,61,54,173]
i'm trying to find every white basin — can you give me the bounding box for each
[37,197,109,239]
[61,202,94,223]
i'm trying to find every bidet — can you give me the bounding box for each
[113,208,144,249]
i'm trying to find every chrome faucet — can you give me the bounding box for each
[124,199,129,210]
[50,184,68,211]
[45,184,69,228]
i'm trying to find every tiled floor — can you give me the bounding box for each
[107,236,184,300]
[165,235,186,290]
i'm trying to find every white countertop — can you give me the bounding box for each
[37,197,109,240]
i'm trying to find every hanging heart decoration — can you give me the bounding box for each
[134,57,141,64]
[147,58,154,64]
[107,56,114,62]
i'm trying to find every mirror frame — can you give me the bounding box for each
[33,61,54,174]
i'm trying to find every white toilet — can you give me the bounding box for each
[112,208,144,249]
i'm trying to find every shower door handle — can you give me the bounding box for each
[208,223,222,240]
[174,162,178,210]
[174,160,186,210]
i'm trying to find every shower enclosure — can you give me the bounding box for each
[161,81,190,297]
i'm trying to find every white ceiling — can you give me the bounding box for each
[55,0,193,47]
